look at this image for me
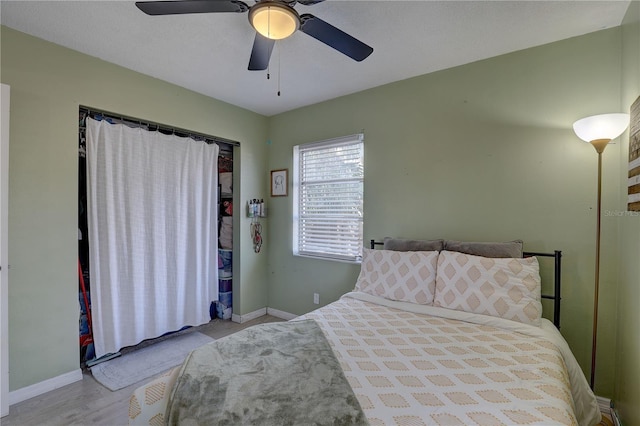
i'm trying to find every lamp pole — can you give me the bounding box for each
[589,138,609,390]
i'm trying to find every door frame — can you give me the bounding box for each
[1,83,10,417]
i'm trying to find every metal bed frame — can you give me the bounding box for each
[369,240,563,329]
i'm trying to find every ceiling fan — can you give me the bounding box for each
[135,0,374,71]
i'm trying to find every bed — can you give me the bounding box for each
[128,238,600,426]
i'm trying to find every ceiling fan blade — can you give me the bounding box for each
[248,33,275,71]
[135,0,249,16]
[296,0,326,5]
[299,14,373,62]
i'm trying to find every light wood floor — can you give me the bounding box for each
[2,315,283,426]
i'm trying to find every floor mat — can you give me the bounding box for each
[90,331,214,391]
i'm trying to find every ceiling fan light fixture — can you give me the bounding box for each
[249,1,299,40]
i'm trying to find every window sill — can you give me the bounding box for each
[293,253,361,265]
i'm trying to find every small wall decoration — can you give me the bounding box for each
[628,96,640,211]
[271,169,288,197]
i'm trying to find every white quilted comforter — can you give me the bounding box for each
[297,291,600,426]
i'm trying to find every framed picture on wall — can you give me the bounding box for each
[271,169,288,197]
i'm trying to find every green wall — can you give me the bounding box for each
[0,26,269,391]
[615,2,640,424]
[267,28,624,397]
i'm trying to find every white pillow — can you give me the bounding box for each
[354,248,438,305]
[434,250,543,326]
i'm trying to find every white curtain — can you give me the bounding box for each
[86,117,219,358]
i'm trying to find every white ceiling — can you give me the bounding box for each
[0,0,631,116]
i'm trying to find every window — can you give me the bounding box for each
[293,134,364,262]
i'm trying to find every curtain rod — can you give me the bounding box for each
[79,105,240,147]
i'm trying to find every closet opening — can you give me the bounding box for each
[78,106,238,366]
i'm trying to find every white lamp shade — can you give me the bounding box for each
[573,113,630,143]
[249,3,299,40]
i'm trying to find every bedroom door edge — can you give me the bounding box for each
[1,83,11,417]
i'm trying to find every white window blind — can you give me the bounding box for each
[293,134,364,262]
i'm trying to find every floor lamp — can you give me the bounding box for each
[573,113,630,390]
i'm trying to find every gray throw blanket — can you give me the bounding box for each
[166,319,368,425]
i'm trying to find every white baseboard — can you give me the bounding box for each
[9,369,82,406]
[231,307,267,324]
[266,307,298,321]
[231,307,298,323]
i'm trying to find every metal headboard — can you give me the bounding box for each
[369,240,563,329]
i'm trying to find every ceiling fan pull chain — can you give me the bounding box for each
[277,44,281,97]
[266,4,272,80]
